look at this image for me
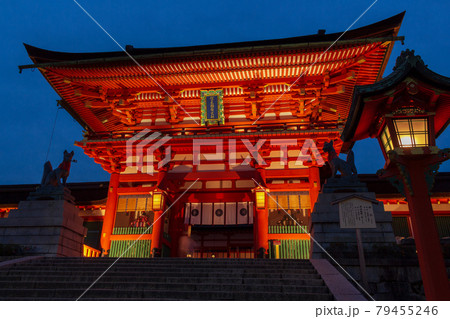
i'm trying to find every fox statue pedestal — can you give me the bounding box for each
[314,141,396,259]
[310,178,396,259]
[0,186,86,257]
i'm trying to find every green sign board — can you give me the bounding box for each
[201,89,224,125]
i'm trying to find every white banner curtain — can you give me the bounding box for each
[213,202,225,225]
[202,203,213,225]
[237,202,249,224]
[190,202,202,225]
[225,202,236,225]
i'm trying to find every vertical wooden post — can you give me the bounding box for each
[168,198,184,257]
[355,228,369,291]
[151,210,164,257]
[309,166,320,212]
[256,208,269,257]
[253,203,259,257]
[100,172,120,256]
[403,160,450,300]
[381,151,450,301]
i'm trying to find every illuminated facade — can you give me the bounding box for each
[16,13,450,258]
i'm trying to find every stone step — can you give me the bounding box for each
[25,261,313,267]
[0,257,334,301]
[0,265,315,276]
[0,288,333,301]
[25,259,314,266]
[20,260,314,267]
[4,265,315,272]
[0,281,329,294]
[0,275,324,285]
[27,258,311,264]
[0,269,319,279]
[0,296,182,301]
[9,259,311,264]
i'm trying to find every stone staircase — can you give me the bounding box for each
[0,257,335,300]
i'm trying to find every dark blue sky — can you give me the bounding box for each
[1,1,449,185]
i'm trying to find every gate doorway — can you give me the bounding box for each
[190,225,254,259]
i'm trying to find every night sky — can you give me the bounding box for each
[1,0,449,185]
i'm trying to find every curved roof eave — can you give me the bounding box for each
[21,12,405,67]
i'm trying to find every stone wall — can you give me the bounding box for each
[0,200,86,257]
[325,252,450,300]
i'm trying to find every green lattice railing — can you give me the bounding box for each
[109,240,152,258]
[268,225,308,234]
[391,216,450,239]
[112,227,152,235]
[391,217,410,238]
[436,216,450,238]
[268,239,310,259]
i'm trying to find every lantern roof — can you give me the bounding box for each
[342,49,450,150]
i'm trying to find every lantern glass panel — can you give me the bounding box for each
[394,119,410,132]
[393,118,428,148]
[399,134,413,146]
[412,119,427,132]
[152,193,162,210]
[412,119,428,147]
[414,133,428,146]
[255,190,266,209]
[381,125,393,152]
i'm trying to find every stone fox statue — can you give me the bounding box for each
[41,150,74,186]
[323,140,357,178]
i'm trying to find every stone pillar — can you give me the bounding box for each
[100,172,119,256]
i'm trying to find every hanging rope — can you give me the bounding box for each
[45,107,62,162]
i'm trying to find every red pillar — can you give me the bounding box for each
[151,210,164,257]
[253,204,259,257]
[380,150,450,301]
[168,198,185,257]
[403,160,450,300]
[309,166,321,212]
[100,172,120,256]
[256,208,269,256]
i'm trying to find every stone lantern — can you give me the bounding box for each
[342,50,450,300]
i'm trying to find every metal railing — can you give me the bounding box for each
[268,239,310,259]
[268,225,308,234]
[112,227,152,235]
[83,245,101,258]
[109,240,152,258]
